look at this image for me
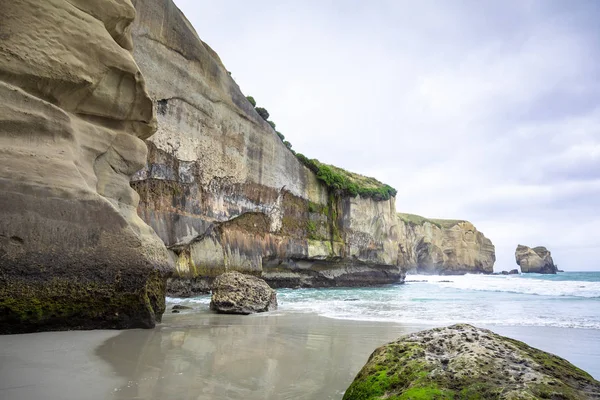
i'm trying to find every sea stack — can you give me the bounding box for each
[515,245,558,274]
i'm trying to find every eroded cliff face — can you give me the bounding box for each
[397,214,495,275]
[0,0,173,333]
[130,0,403,294]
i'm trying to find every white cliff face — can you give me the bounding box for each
[0,0,173,333]
[129,0,404,294]
[397,215,496,275]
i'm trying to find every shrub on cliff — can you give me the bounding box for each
[246,96,256,107]
[255,107,269,120]
[268,120,276,129]
[276,131,285,141]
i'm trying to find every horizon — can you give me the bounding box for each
[172,0,600,271]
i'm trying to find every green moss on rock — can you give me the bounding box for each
[296,155,397,201]
[0,272,167,333]
[343,324,600,400]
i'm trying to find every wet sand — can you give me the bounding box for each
[1,311,599,400]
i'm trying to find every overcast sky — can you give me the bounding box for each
[172,0,600,271]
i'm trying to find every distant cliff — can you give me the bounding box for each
[397,214,496,275]
[129,0,403,294]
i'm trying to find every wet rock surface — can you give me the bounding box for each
[210,272,277,315]
[344,324,600,399]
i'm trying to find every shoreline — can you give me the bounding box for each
[1,310,598,400]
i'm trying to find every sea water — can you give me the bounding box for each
[169,271,600,329]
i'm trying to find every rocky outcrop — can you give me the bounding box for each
[516,245,558,274]
[128,0,404,294]
[344,324,600,400]
[210,272,277,314]
[397,214,495,274]
[0,0,173,333]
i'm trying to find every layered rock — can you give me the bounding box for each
[129,0,404,294]
[344,324,600,400]
[0,0,173,333]
[397,213,495,274]
[210,272,277,314]
[516,244,558,274]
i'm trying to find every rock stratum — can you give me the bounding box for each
[0,0,173,333]
[127,0,495,295]
[344,324,600,400]
[516,245,558,274]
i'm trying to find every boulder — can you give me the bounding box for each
[515,245,558,274]
[0,0,173,334]
[210,272,277,314]
[343,324,600,400]
[509,269,520,275]
[501,270,509,275]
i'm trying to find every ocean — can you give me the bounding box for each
[167,271,600,383]
[3,272,599,400]
[170,271,600,330]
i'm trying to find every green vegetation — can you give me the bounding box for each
[255,107,269,120]
[296,156,396,201]
[397,213,464,229]
[244,97,396,201]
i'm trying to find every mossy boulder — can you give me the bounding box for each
[343,324,600,400]
[210,272,277,314]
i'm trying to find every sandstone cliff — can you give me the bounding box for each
[515,245,557,274]
[397,213,496,274]
[129,0,403,294]
[0,0,173,333]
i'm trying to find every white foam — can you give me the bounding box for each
[407,274,600,298]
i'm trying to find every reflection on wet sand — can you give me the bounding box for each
[97,311,421,400]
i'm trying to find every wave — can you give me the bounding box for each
[406,274,600,298]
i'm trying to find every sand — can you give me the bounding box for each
[1,310,598,400]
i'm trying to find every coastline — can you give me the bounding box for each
[1,310,598,400]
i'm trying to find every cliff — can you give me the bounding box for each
[129,0,403,294]
[397,213,496,274]
[516,245,558,274]
[0,0,173,333]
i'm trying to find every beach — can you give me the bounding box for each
[1,309,599,400]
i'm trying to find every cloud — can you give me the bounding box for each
[173,0,600,270]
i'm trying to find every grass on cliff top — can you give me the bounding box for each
[296,155,397,201]
[244,94,397,202]
[398,213,465,229]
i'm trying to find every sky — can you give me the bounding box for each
[172,0,600,271]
